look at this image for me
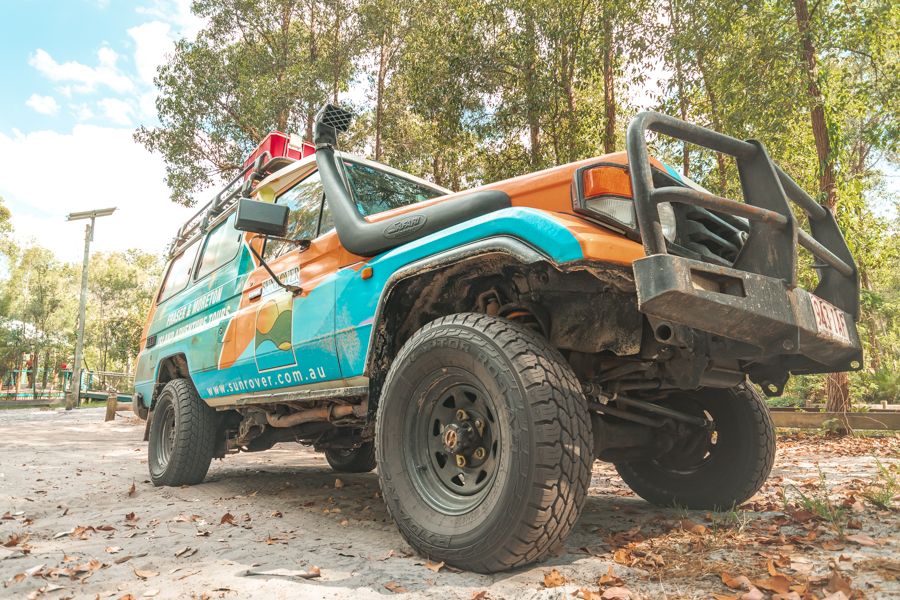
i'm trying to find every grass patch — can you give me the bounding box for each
[782,465,847,536]
[863,459,898,510]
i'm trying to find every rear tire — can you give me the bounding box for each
[376,313,593,573]
[614,383,774,510]
[148,378,218,487]
[325,442,376,473]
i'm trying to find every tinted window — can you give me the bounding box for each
[196,214,241,279]
[265,172,324,260]
[320,197,334,233]
[343,161,444,216]
[159,242,199,302]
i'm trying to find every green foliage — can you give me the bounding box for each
[0,244,163,389]
[863,459,898,510]
[130,0,897,405]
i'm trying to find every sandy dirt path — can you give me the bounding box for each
[0,408,897,599]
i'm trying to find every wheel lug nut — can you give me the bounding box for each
[473,447,486,460]
[456,409,468,421]
[455,454,467,467]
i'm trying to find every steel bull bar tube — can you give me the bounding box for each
[625,112,862,391]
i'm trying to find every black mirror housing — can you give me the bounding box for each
[235,197,288,237]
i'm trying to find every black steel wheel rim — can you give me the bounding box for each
[405,370,501,515]
[155,402,176,469]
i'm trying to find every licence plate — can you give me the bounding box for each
[810,295,851,343]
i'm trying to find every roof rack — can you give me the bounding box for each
[167,153,296,257]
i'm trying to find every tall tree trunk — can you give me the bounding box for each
[793,0,837,208]
[793,0,847,412]
[374,32,388,161]
[524,13,541,169]
[602,21,616,154]
[697,50,728,191]
[668,0,689,176]
[561,47,577,162]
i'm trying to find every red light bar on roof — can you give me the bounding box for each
[243,131,315,171]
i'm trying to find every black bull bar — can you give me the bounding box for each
[625,112,862,395]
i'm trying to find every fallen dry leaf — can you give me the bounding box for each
[220,513,235,525]
[826,569,853,595]
[741,588,764,600]
[105,546,122,554]
[753,575,791,595]
[128,481,136,497]
[601,587,632,600]
[133,568,159,580]
[722,573,753,590]
[679,518,707,535]
[384,581,407,593]
[844,533,877,547]
[334,478,344,489]
[544,568,566,588]
[599,565,623,586]
[424,560,444,573]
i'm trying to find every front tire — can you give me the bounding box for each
[325,442,376,473]
[148,378,218,487]
[376,313,593,573]
[614,383,775,509]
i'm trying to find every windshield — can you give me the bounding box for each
[343,160,445,217]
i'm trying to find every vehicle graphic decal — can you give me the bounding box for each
[254,295,296,371]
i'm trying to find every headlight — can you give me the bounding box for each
[584,196,636,229]
[572,163,678,243]
[658,202,676,242]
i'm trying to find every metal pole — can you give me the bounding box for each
[66,217,94,410]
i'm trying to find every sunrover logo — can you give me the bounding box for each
[384,214,426,238]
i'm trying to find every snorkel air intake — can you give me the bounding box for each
[313,103,511,257]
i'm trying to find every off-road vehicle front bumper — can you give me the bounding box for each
[626,112,862,395]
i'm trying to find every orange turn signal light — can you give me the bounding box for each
[361,266,373,280]
[582,165,632,199]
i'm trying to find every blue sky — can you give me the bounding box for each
[0,0,201,262]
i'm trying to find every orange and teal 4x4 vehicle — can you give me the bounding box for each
[135,106,861,573]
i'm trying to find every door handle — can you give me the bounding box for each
[248,288,262,301]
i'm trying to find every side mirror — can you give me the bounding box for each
[235,197,288,237]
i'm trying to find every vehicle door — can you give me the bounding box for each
[213,171,342,401]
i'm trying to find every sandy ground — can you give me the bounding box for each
[0,408,897,600]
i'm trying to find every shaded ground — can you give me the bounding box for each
[0,408,897,599]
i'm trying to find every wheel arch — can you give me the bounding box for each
[151,352,192,409]
[363,236,554,414]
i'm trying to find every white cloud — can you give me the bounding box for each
[136,0,205,39]
[29,47,134,94]
[128,21,174,85]
[70,103,95,122]
[0,125,195,263]
[25,94,60,116]
[98,98,134,125]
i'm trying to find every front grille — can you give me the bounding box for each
[678,205,749,264]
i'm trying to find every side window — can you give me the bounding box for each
[158,242,199,302]
[320,196,334,233]
[265,171,325,260]
[196,214,241,279]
